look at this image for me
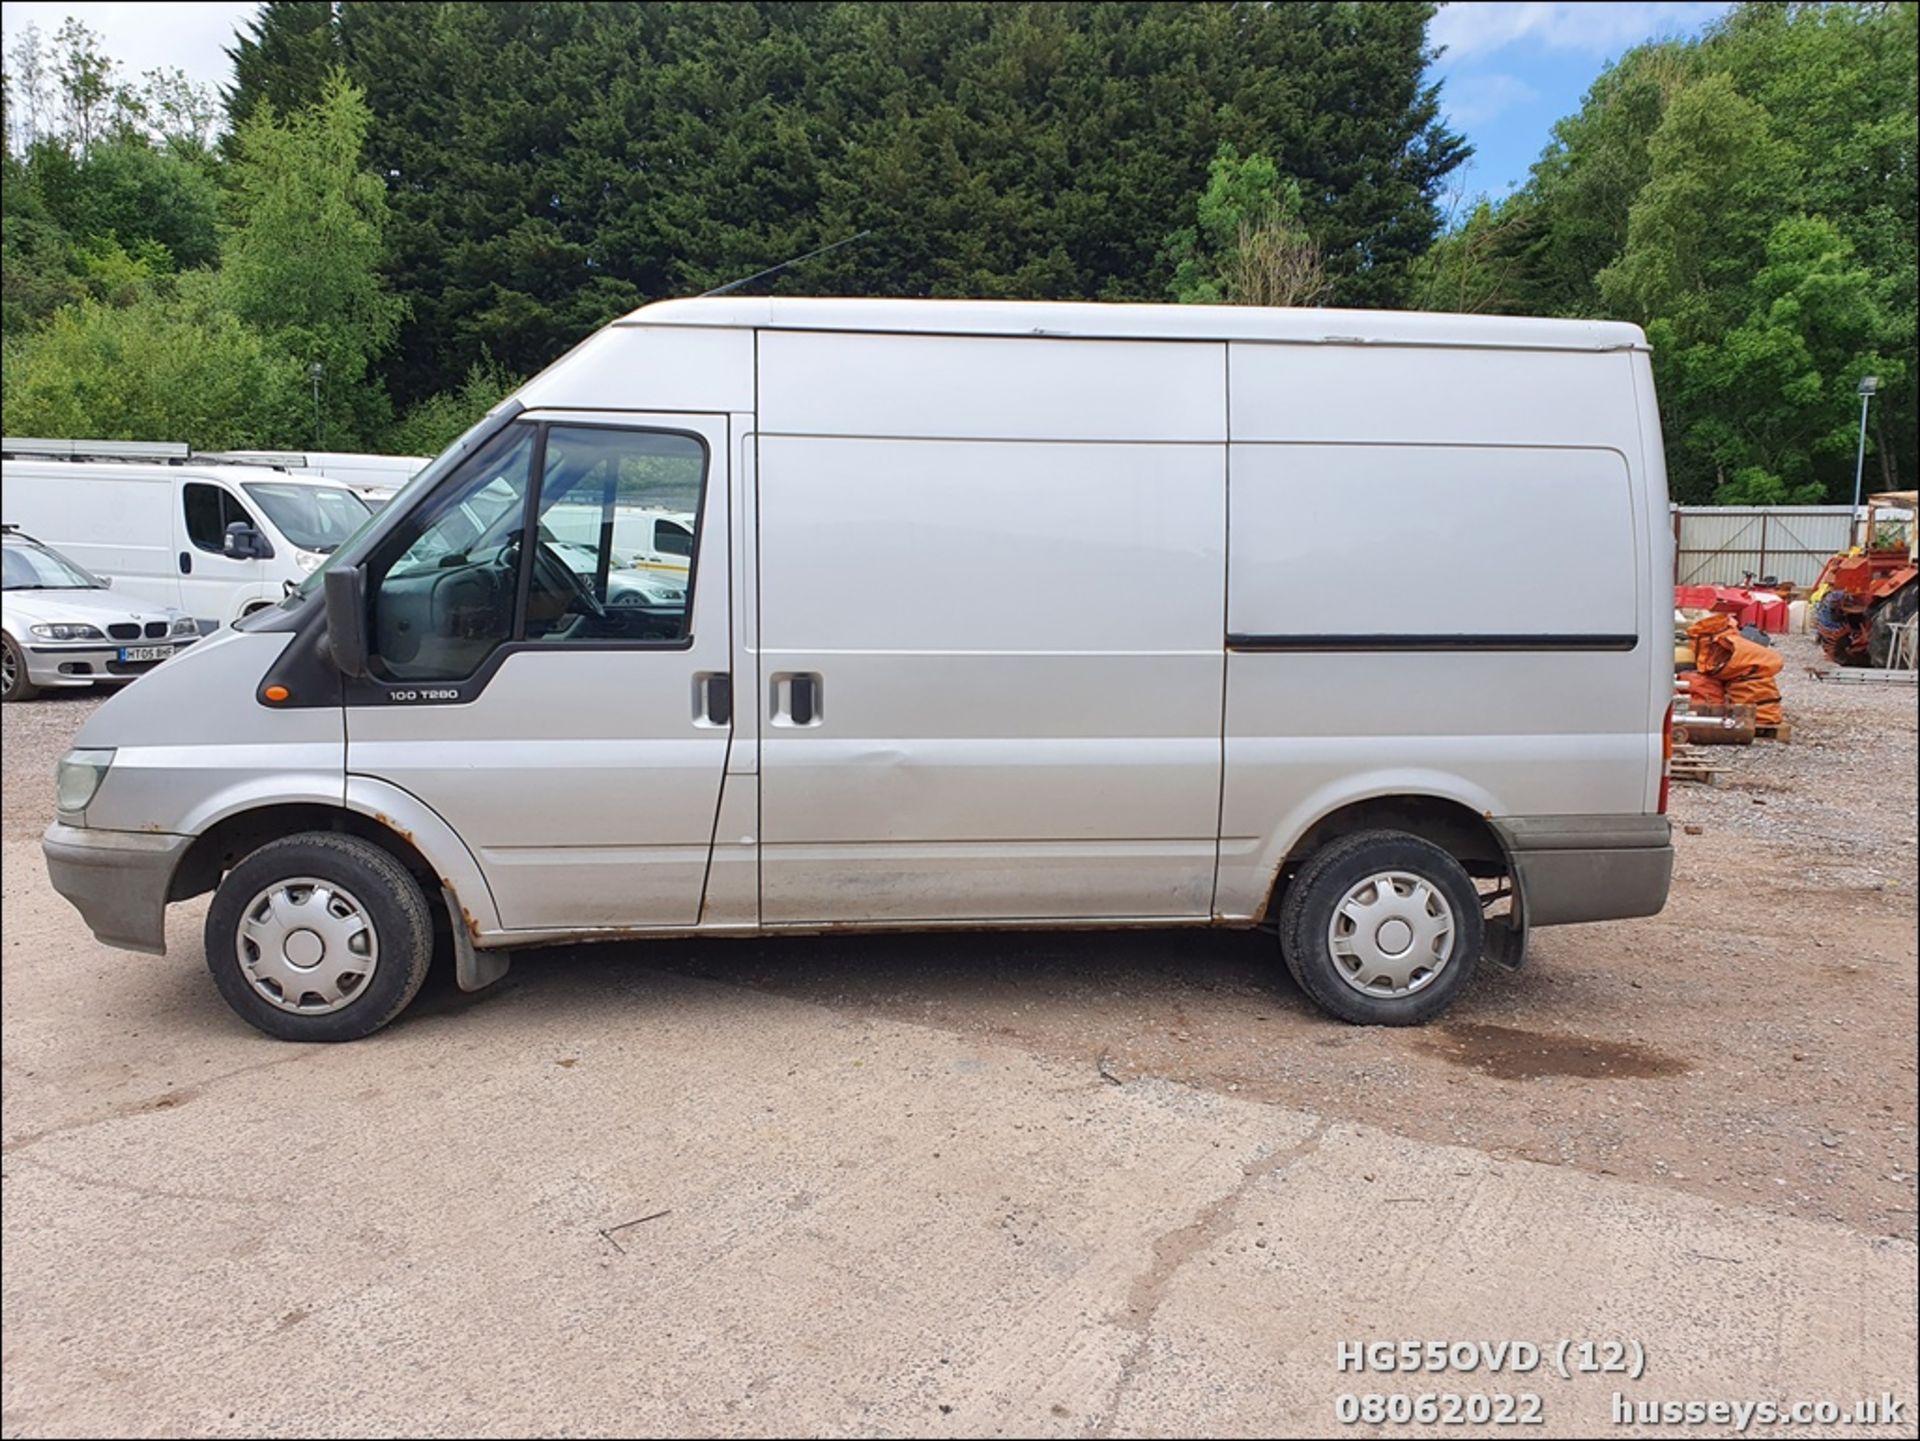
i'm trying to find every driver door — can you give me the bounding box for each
[345,410,732,932]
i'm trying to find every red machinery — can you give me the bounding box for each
[1811,490,1918,667]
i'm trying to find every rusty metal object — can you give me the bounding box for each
[1673,703,1757,746]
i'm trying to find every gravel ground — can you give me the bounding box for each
[4,632,1916,1243]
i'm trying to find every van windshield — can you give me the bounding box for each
[243,482,372,553]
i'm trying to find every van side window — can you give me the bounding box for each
[365,425,537,682]
[183,483,253,553]
[529,426,706,647]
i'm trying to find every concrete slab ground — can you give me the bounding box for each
[4,940,1913,1437]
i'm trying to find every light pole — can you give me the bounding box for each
[1850,374,1879,549]
[308,361,326,450]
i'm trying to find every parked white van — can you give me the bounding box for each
[42,298,1674,1041]
[211,450,428,512]
[0,445,372,627]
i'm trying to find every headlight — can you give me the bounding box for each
[56,748,115,816]
[170,616,198,636]
[30,623,106,641]
[295,551,325,574]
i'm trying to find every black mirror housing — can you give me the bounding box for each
[223,520,272,560]
[323,564,370,678]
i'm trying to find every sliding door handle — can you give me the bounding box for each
[773,671,822,727]
[693,671,731,727]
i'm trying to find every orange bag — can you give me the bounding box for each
[1687,613,1739,643]
[1726,676,1783,726]
[1691,623,1784,683]
[1683,672,1726,705]
[1717,635,1784,680]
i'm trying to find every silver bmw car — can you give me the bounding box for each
[1,527,199,701]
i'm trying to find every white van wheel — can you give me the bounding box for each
[235,876,381,1015]
[2,635,40,701]
[1278,830,1482,1026]
[205,832,434,1041]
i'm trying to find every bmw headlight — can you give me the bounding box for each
[31,623,105,641]
[56,748,115,816]
[170,616,198,637]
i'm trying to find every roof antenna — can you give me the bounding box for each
[698,230,874,298]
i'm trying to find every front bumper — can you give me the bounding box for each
[1493,815,1673,927]
[42,823,191,955]
[24,636,198,688]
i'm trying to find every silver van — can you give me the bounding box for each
[43,299,1674,1041]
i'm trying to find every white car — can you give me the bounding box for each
[546,538,689,609]
[2,528,199,701]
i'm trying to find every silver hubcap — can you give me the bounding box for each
[1,646,17,691]
[236,877,379,1014]
[1327,870,1455,998]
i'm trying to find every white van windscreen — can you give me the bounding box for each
[243,482,372,553]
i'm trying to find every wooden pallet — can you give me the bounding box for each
[1669,744,1723,784]
[1755,723,1792,744]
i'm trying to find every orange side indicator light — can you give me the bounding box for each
[264,684,290,703]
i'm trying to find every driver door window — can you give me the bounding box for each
[363,421,706,683]
[183,483,254,554]
[525,426,706,647]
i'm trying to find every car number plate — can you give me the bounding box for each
[118,645,175,662]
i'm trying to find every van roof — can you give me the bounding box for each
[1,458,366,491]
[617,296,1649,353]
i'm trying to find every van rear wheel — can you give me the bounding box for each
[204,832,434,1041]
[1278,829,1482,1026]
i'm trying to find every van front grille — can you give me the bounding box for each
[107,623,139,641]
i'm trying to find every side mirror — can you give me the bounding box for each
[323,564,370,678]
[223,521,272,560]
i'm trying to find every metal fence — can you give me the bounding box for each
[1671,506,1857,589]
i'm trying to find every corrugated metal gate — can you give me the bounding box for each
[1671,507,1855,589]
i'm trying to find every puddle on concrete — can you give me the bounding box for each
[1416,1022,1689,1080]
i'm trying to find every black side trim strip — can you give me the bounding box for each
[1226,633,1639,653]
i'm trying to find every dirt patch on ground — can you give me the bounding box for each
[1415,1022,1691,1080]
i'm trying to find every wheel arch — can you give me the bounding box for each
[168,784,500,940]
[1258,787,1510,922]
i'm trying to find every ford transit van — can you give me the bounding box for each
[41,299,1675,1040]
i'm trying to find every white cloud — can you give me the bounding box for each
[1442,71,1540,128]
[1432,2,1732,62]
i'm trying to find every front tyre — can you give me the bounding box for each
[1278,829,1482,1026]
[205,832,434,1041]
[2,634,41,701]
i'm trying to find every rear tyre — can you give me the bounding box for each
[1278,829,1482,1026]
[2,634,40,701]
[204,832,434,1041]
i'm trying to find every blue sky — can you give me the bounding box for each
[6,0,1733,211]
[1428,1,1733,208]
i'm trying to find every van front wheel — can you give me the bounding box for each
[204,832,434,1041]
[1278,829,1482,1026]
